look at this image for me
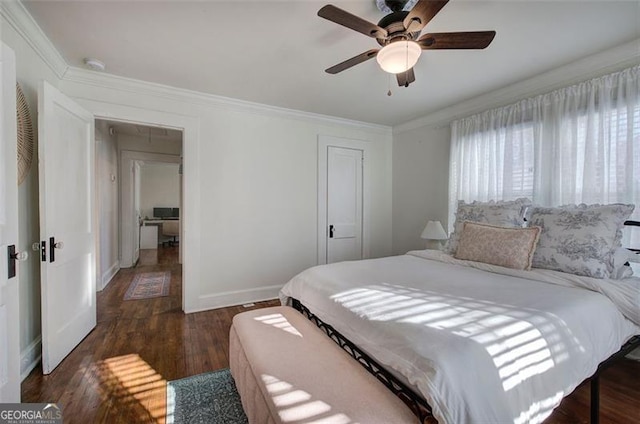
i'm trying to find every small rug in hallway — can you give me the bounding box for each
[124,271,170,300]
[166,368,248,424]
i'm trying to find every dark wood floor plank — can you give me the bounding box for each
[21,245,640,423]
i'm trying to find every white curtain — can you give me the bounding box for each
[449,66,640,243]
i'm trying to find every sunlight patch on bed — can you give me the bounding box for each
[254,313,303,337]
[330,283,575,394]
[261,374,354,423]
[272,390,312,407]
[514,391,564,424]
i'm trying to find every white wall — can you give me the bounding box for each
[392,125,450,255]
[95,120,119,290]
[139,163,180,219]
[1,12,62,378]
[60,71,393,312]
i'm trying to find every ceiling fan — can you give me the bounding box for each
[319,0,496,87]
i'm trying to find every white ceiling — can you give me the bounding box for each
[23,0,640,126]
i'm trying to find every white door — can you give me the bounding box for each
[38,81,96,374]
[0,43,21,402]
[327,146,363,263]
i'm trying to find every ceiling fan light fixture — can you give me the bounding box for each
[376,40,421,74]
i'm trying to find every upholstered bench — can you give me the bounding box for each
[229,305,419,424]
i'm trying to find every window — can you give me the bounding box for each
[449,66,639,245]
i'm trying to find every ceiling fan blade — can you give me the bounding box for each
[418,31,496,49]
[396,68,416,87]
[325,49,379,74]
[318,5,388,39]
[403,0,449,33]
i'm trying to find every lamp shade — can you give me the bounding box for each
[376,41,421,74]
[421,221,448,240]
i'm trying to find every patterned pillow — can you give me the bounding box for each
[528,203,635,278]
[455,222,541,270]
[445,198,532,254]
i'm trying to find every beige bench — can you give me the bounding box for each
[229,305,419,424]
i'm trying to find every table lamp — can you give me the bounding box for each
[421,220,448,250]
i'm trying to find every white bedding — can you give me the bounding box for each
[279,251,640,424]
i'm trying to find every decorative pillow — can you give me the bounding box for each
[528,203,635,278]
[445,198,531,254]
[454,222,541,270]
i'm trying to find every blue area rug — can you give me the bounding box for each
[166,368,248,424]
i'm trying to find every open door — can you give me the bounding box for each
[0,43,21,402]
[38,81,96,374]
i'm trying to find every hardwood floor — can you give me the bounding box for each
[22,246,640,423]
[21,246,278,423]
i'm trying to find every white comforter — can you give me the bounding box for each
[279,251,640,424]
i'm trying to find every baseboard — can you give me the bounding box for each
[189,284,282,313]
[99,260,120,291]
[20,336,41,381]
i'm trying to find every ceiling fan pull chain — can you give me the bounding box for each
[405,41,409,72]
[387,73,393,96]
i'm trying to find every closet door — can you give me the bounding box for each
[326,146,363,263]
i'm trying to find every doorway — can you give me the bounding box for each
[95,120,183,290]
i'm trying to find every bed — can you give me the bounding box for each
[279,206,640,424]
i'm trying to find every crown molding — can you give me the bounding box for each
[0,0,68,79]
[1,0,389,135]
[393,38,640,134]
[63,67,392,135]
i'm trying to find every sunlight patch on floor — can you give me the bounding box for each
[97,353,167,423]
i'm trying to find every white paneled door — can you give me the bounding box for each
[38,81,96,374]
[326,146,363,263]
[0,43,21,402]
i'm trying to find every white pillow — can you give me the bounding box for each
[445,198,531,254]
[528,203,635,278]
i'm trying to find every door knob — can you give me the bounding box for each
[11,250,28,261]
[54,241,64,249]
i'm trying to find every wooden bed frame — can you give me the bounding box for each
[291,220,640,424]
